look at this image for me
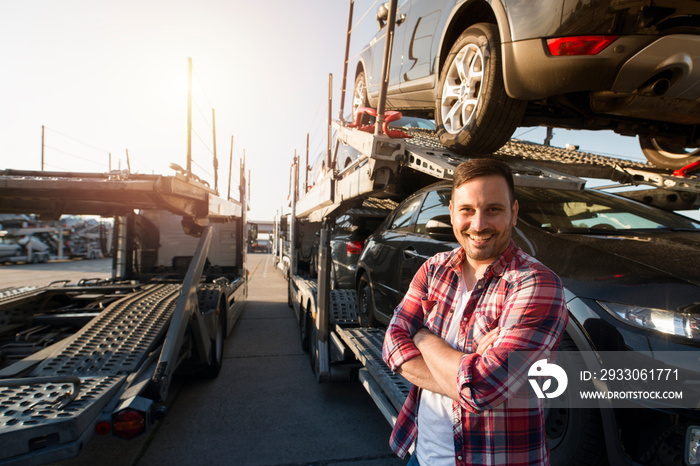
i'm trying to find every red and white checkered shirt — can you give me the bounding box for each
[383,241,568,465]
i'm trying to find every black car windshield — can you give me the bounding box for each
[516,187,700,233]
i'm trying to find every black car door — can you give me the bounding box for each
[398,186,457,296]
[368,192,424,320]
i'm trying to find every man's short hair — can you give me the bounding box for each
[452,158,515,204]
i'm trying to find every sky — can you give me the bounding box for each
[0,0,650,222]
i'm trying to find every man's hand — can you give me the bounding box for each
[411,327,463,401]
[476,327,499,355]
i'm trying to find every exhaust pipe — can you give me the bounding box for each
[650,78,671,96]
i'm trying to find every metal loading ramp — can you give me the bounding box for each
[335,326,410,424]
[0,283,181,461]
[0,286,46,313]
[0,375,126,460]
[30,283,180,377]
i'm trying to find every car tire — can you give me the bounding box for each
[436,23,526,155]
[547,335,607,466]
[352,71,372,126]
[639,135,700,170]
[357,274,378,328]
[329,265,337,290]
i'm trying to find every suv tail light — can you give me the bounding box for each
[546,36,618,56]
[113,409,145,439]
[347,241,363,255]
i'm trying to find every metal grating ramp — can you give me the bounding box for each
[0,286,45,314]
[30,283,180,377]
[335,326,410,414]
[330,289,357,325]
[0,283,181,461]
[0,375,126,459]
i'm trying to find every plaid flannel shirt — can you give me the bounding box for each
[383,241,568,465]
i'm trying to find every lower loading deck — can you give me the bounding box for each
[335,325,411,426]
[291,275,410,426]
[0,283,181,462]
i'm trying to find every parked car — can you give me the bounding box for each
[0,235,21,261]
[327,200,394,289]
[353,1,700,169]
[250,239,271,253]
[355,179,700,465]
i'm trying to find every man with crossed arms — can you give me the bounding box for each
[383,158,568,465]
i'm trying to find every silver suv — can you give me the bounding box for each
[353,0,700,169]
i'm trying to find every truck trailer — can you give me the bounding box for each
[0,167,248,465]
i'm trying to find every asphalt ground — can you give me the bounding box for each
[13,254,405,465]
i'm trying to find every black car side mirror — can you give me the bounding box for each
[425,215,456,242]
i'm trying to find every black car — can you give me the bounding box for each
[355,180,700,465]
[353,1,700,169]
[328,202,393,289]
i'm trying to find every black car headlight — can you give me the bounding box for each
[598,301,700,341]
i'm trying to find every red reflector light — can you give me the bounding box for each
[546,35,618,56]
[95,421,111,435]
[346,241,363,255]
[113,409,145,439]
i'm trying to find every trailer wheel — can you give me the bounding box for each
[310,320,319,376]
[201,305,226,379]
[300,302,311,352]
[548,335,606,465]
[357,274,378,327]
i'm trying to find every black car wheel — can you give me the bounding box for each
[639,135,700,170]
[352,71,372,126]
[436,23,525,154]
[357,274,378,327]
[547,335,607,465]
[329,264,337,290]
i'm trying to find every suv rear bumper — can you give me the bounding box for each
[502,34,700,104]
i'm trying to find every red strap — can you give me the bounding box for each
[347,107,412,139]
[673,160,700,177]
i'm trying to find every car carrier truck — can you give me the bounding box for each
[283,3,700,464]
[286,115,700,466]
[0,165,248,465]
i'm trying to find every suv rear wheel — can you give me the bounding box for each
[436,23,526,154]
[639,135,700,170]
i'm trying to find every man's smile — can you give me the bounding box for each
[463,231,495,244]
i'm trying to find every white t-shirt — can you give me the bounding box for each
[415,276,472,465]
